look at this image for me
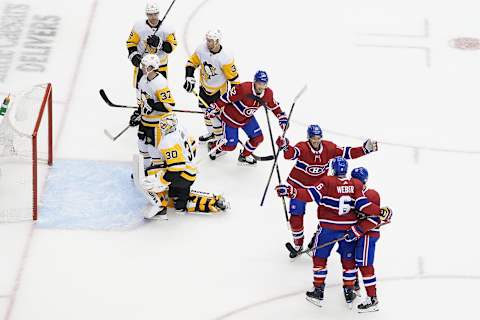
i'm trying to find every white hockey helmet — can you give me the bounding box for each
[206,29,222,42]
[145,2,160,14]
[158,112,177,135]
[141,54,161,72]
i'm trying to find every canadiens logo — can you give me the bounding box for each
[307,165,327,175]
[243,107,257,116]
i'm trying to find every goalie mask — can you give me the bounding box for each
[158,113,177,135]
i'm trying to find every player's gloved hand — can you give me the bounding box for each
[275,136,289,151]
[275,184,297,198]
[363,139,378,154]
[205,103,220,119]
[379,206,392,222]
[278,113,289,131]
[345,225,363,242]
[344,229,358,243]
[355,209,367,220]
[183,77,196,93]
[146,34,161,48]
[131,53,142,67]
[142,174,169,193]
[140,99,154,115]
[129,108,141,127]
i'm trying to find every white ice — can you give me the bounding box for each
[1,0,480,319]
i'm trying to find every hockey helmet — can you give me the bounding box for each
[158,112,177,135]
[330,156,348,177]
[351,167,369,184]
[141,54,160,72]
[145,2,160,14]
[206,29,222,42]
[254,70,268,84]
[307,124,323,139]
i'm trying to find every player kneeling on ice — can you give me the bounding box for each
[343,167,391,312]
[205,70,288,165]
[132,113,228,219]
[275,157,392,308]
[276,124,378,256]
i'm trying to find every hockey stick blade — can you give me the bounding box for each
[285,242,300,258]
[99,89,136,109]
[238,140,274,161]
[251,154,274,161]
[103,129,115,140]
[293,84,307,103]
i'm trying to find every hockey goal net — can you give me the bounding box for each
[0,83,53,221]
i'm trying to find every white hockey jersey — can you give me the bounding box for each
[127,20,177,70]
[147,125,197,183]
[137,73,175,125]
[187,43,239,95]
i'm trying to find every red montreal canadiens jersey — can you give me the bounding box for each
[356,188,382,238]
[296,176,381,231]
[215,81,284,128]
[284,140,367,190]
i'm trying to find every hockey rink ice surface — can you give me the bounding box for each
[1,0,480,319]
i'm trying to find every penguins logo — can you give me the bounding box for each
[203,62,217,80]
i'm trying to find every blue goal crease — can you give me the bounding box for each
[37,159,146,230]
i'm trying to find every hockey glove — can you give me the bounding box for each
[131,53,142,68]
[379,206,392,222]
[363,139,378,154]
[278,113,289,131]
[275,136,289,151]
[345,225,363,242]
[129,108,141,127]
[275,184,297,198]
[205,103,220,119]
[183,77,196,93]
[344,229,358,243]
[146,34,161,48]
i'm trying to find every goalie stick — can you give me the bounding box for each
[99,89,203,114]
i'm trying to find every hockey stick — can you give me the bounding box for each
[260,85,307,206]
[286,220,391,259]
[104,124,131,141]
[264,108,290,227]
[237,140,274,161]
[99,89,203,114]
[194,138,226,166]
[159,0,176,26]
[286,235,347,259]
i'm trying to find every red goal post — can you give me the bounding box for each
[0,83,53,222]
